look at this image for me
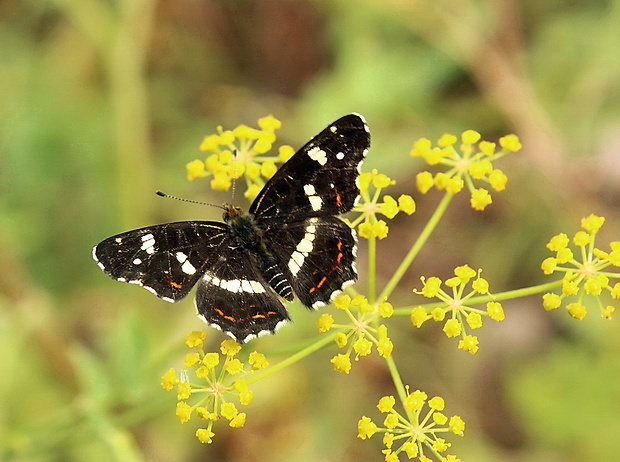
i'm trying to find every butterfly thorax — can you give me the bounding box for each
[223,204,264,250]
[223,204,294,301]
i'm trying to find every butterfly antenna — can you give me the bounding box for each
[155,191,226,210]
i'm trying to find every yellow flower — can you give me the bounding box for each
[185,331,207,348]
[378,301,394,318]
[499,134,522,151]
[177,382,192,400]
[186,159,206,180]
[458,335,479,354]
[248,351,269,369]
[449,416,466,436]
[443,319,462,338]
[421,276,442,297]
[317,313,334,332]
[403,389,427,412]
[398,194,416,214]
[438,133,457,146]
[542,293,561,311]
[462,129,481,144]
[260,160,277,178]
[487,301,505,321]
[465,312,483,329]
[416,171,435,193]
[383,413,398,429]
[331,354,352,373]
[229,412,246,428]
[220,402,238,420]
[278,144,294,162]
[258,114,281,131]
[470,188,492,210]
[161,368,179,391]
[489,169,508,191]
[220,339,242,356]
[410,137,432,157]
[380,195,399,219]
[196,428,215,444]
[547,233,569,251]
[353,337,373,357]
[541,257,557,274]
[581,214,605,233]
[411,306,429,327]
[176,401,192,423]
[566,302,587,320]
[225,358,244,375]
[333,293,351,310]
[184,352,200,368]
[377,395,396,412]
[202,352,220,369]
[472,277,490,294]
[357,416,378,439]
[429,396,445,410]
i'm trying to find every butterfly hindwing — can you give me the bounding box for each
[93,221,231,301]
[250,114,370,221]
[264,216,357,309]
[194,245,291,343]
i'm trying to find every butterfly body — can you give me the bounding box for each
[93,114,370,343]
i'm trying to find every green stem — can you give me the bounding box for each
[368,234,377,303]
[378,192,454,302]
[385,355,408,408]
[245,332,339,384]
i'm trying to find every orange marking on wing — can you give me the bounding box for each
[169,281,183,289]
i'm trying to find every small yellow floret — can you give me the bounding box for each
[470,188,492,210]
[331,354,352,373]
[581,214,605,233]
[196,428,215,444]
[377,395,396,412]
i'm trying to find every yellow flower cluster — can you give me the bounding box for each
[349,169,416,239]
[186,115,294,201]
[358,389,465,461]
[411,130,520,210]
[161,331,269,444]
[317,294,395,373]
[541,214,619,320]
[411,265,505,354]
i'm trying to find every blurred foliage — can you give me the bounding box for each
[1,0,619,460]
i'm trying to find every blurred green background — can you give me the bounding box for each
[2,0,620,461]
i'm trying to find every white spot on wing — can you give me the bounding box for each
[303,183,322,211]
[336,152,345,160]
[181,260,196,275]
[140,234,156,254]
[133,258,142,265]
[307,146,327,165]
[308,195,322,211]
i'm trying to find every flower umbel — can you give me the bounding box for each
[359,389,465,461]
[349,169,416,240]
[411,130,519,210]
[187,115,292,201]
[321,294,395,372]
[161,331,270,443]
[412,265,504,354]
[541,214,619,320]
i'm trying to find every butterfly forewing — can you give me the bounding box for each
[93,222,230,301]
[250,114,370,222]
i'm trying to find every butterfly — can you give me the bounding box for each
[93,114,370,343]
